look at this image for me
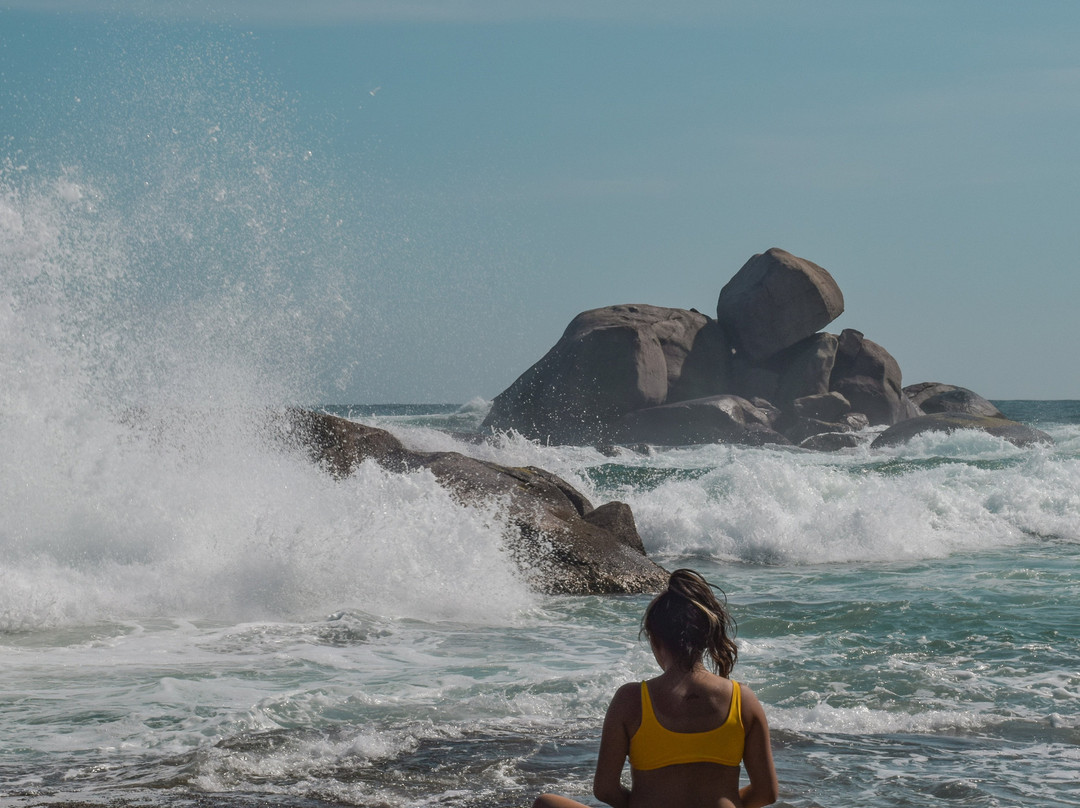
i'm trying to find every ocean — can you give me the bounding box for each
[3,16,1079,807]
[2,389,1078,806]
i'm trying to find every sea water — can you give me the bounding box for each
[3,28,1080,808]
[3,369,1079,808]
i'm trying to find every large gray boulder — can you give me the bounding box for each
[773,332,840,409]
[792,391,852,422]
[716,248,844,361]
[830,329,921,426]
[482,304,730,445]
[666,318,733,403]
[871,412,1053,449]
[615,395,791,447]
[727,332,838,408]
[903,382,1004,418]
[283,409,668,595]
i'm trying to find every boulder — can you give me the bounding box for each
[615,395,792,447]
[283,409,668,595]
[728,354,781,404]
[482,305,730,445]
[903,382,1004,418]
[728,332,839,410]
[749,397,783,427]
[799,431,863,451]
[776,389,862,445]
[792,391,852,423]
[842,412,871,431]
[716,248,844,361]
[870,412,1053,449]
[773,333,840,409]
[830,329,921,426]
[666,317,733,403]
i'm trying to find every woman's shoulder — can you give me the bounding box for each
[611,680,643,705]
[735,681,769,724]
[608,681,644,716]
[734,680,762,704]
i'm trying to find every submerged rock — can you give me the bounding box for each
[870,412,1053,449]
[799,431,864,452]
[903,382,1004,418]
[283,409,668,595]
[615,395,791,447]
[613,395,790,447]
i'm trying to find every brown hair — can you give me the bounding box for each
[641,569,739,677]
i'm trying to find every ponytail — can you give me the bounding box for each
[640,569,738,677]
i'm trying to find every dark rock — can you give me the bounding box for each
[482,305,729,445]
[783,417,848,445]
[716,248,844,361]
[842,412,871,431]
[749,397,782,427]
[582,501,645,553]
[792,391,852,423]
[729,354,781,404]
[774,333,839,409]
[830,329,921,426]
[284,409,668,595]
[615,395,792,447]
[282,406,412,477]
[800,431,863,451]
[667,318,733,403]
[728,332,838,410]
[870,412,1053,449]
[903,382,1004,418]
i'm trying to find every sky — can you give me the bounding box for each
[2,1,1079,402]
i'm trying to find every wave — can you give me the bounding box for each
[386,417,1080,566]
[0,162,534,631]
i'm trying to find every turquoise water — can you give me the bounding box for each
[2,399,1077,807]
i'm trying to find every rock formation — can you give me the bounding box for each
[282,408,668,595]
[615,395,790,447]
[830,329,922,426]
[483,305,730,445]
[904,382,1004,418]
[482,247,1050,451]
[870,412,1052,449]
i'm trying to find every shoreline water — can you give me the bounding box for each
[2,401,1078,808]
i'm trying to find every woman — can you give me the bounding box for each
[534,569,778,808]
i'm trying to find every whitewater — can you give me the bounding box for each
[2,36,1079,808]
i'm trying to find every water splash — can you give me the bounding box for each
[0,37,535,630]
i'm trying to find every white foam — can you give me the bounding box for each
[772,701,991,736]
[624,440,1079,564]
[0,168,536,631]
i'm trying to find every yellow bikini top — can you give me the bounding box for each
[628,679,744,771]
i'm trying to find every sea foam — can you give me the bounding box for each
[0,161,534,632]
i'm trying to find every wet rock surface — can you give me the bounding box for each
[283,409,668,595]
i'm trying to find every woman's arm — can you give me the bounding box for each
[739,685,779,808]
[592,683,637,808]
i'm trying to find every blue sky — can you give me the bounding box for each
[2,1,1078,401]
